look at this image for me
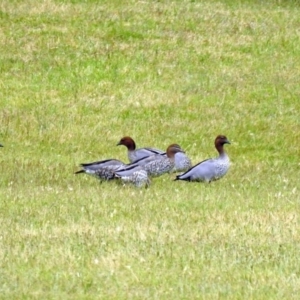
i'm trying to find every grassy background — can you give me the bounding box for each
[1,0,300,298]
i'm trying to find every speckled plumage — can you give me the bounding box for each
[117,136,164,163]
[91,167,117,181]
[78,159,125,172]
[127,153,165,168]
[75,158,125,181]
[115,167,150,188]
[160,147,192,173]
[143,158,175,177]
[173,152,192,172]
[145,144,185,177]
[175,135,230,183]
[118,144,185,178]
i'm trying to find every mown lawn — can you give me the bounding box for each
[0,0,300,299]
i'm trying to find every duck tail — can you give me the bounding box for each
[174,175,180,181]
[74,170,85,175]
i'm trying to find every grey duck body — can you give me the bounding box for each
[79,159,125,171]
[173,152,192,172]
[115,166,150,187]
[116,144,185,178]
[161,150,192,173]
[175,135,230,183]
[117,136,164,163]
[75,158,125,181]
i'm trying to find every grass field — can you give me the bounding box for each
[1,0,300,298]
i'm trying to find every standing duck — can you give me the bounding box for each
[175,135,230,183]
[75,158,125,181]
[117,136,164,163]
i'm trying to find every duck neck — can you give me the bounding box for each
[167,153,175,160]
[216,144,226,158]
[127,141,136,151]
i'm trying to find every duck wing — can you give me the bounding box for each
[175,158,216,182]
[80,159,124,170]
[132,147,164,162]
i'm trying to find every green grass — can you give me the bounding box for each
[1,0,300,298]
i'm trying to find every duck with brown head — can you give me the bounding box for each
[117,136,164,163]
[175,135,230,183]
[145,143,185,177]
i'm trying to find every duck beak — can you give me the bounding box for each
[116,142,121,146]
[225,139,231,144]
[0,144,3,147]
